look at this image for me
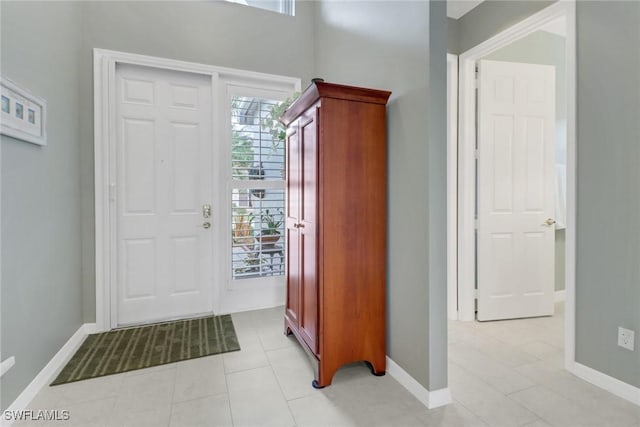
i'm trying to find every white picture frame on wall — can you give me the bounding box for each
[1,76,47,146]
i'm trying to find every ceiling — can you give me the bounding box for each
[447,0,484,19]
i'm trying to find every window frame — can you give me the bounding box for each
[218,81,299,311]
[229,93,287,281]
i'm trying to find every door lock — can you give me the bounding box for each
[202,204,212,218]
[201,222,211,229]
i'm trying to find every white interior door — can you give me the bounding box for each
[115,63,214,326]
[477,59,556,321]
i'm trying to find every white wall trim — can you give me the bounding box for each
[446,53,459,321]
[562,0,578,374]
[0,357,16,378]
[567,362,640,407]
[386,356,453,409]
[4,324,96,424]
[554,290,566,303]
[93,48,300,331]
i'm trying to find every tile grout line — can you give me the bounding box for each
[258,318,299,426]
[225,314,240,427]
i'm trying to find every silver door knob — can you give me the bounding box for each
[202,222,211,229]
[542,218,556,226]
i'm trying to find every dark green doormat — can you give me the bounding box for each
[51,314,240,385]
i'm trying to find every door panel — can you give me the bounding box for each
[300,232,317,354]
[285,125,301,327]
[299,111,318,353]
[122,119,155,213]
[116,63,214,326]
[301,111,317,225]
[170,123,201,212]
[122,238,156,299]
[477,60,556,321]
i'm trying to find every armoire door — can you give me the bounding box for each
[299,108,318,354]
[285,123,301,328]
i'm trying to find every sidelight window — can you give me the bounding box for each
[230,96,287,280]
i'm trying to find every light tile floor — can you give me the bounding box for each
[15,303,640,426]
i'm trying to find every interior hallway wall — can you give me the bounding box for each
[1,2,84,410]
[314,0,449,392]
[575,0,640,388]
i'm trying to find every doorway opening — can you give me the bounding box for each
[447,0,576,367]
[93,49,300,331]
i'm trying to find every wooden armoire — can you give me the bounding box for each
[280,81,391,388]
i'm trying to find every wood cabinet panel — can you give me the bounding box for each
[285,125,300,328]
[281,81,390,388]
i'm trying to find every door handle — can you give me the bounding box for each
[201,222,211,229]
[542,218,556,226]
[202,204,212,219]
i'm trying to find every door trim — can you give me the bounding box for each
[93,49,300,331]
[452,0,576,368]
[446,53,458,321]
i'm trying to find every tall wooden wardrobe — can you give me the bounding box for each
[280,81,391,388]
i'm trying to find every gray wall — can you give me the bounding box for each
[450,0,640,389]
[448,17,460,54]
[426,0,448,391]
[575,1,640,388]
[1,2,84,410]
[314,0,448,390]
[77,0,317,322]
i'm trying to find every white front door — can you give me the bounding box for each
[115,63,214,326]
[477,59,556,321]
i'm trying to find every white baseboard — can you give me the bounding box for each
[386,356,452,409]
[4,323,95,422]
[567,361,640,406]
[554,290,566,303]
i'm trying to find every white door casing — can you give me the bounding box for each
[477,59,556,321]
[95,49,303,330]
[115,63,214,326]
[447,53,459,320]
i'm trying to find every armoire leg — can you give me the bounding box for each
[365,361,386,377]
